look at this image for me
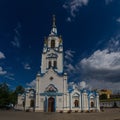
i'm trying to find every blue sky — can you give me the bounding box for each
[0,0,120,92]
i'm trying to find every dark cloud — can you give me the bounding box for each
[80,48,120,82]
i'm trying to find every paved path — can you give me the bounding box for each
[0,108,120,120]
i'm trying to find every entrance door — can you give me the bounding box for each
[48,97,55,112]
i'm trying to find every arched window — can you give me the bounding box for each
[91,102,94,108]
[74,100,79,107]
[30,100,34,107]
[48,61,51,68]
[53,61,57,68]
[51,40,55,48]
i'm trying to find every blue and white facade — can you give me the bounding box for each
[20,16,100,112]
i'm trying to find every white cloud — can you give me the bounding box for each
[63,0,115,18]
[107,34,120,51]
[64,50,76,75]
[68,81,89,90]
[81,49,120,71]
[116,17,120,23]
[68,82,77,89]
[0,51,5,59]
[11,38,20,48]
[65,50,75,62]
[26,79,36,89]
[68,82,74,86]
[67,17,72,22]
[65,63,76,73]
[78,81,88,89]
[0,67,7,75]
[63,0,89,17]
[11,22,21,48]
[4,73,15,80]
[24,63,31,70]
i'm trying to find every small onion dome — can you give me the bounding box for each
[64,72,67,76]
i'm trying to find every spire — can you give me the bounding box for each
[52,15,56,28]
[50,15,57,35]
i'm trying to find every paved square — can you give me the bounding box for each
[0,108,120,120]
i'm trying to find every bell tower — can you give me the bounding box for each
[41,15,63,74]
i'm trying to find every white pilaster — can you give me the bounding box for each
[96,95,100,111]
[35,74,40,109]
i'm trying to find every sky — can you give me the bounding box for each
[0,0,120,93]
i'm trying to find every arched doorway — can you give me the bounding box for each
[91,101,94,108]
[48,97,55,112]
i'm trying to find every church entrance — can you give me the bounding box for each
[48,97,55,112]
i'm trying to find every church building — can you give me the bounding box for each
[17,16,100,112]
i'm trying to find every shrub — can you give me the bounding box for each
[67,110,72,113]
[86,110,90,113]
[75,110,78,113]
[59,110,63,113]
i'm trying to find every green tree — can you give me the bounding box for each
[0,82,10,106]
[15,85,25,94]
[99,94,107,100]
[9,92,16,106]
[14,85,25,105]
[0,83,25,107]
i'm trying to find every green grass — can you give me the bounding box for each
[100,98,120,102]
